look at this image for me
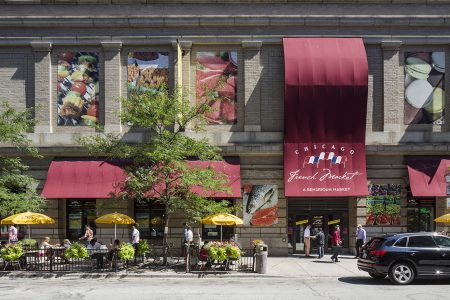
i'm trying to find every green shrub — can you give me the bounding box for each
[64,242,89,259]
[1,244,23,261]
[19,239,37,248]
[136,240,149,256]
[118,243,135,261]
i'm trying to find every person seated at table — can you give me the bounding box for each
[198,241,211,269]
[106,239,121,261]
[63,239,71,249]
[87,238,102,254]
[38,237,53,257]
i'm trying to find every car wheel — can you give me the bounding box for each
[388,262,415,285]
[368,272,387,280]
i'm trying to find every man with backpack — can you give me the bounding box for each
[316,228,325,259]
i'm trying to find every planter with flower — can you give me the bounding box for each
[118,242,135,261]
[252,239,267,253]
[1,244,24,262]
[204,241,241,262]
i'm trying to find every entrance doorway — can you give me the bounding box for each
[407,198,435,232]
[288,198,349,253]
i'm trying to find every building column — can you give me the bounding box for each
[102,42,122,132]
[242,41,262,132]
[172,40,192,91]
[31,42,52,133]
[381,41,403,132]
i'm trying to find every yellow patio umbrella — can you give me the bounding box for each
[95,212,135,240]
[201,213,243,242]
[1,211,55,239]
[434,213,450,223]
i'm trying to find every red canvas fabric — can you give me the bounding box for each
[41,161,127,199]
[41,160,241,199]
[283,38,369,196]
[406,158,450,197]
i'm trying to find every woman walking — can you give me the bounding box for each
[330,225,342,262]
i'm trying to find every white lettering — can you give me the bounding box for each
[331,145,336,150]
[350,149,355,155]
[288,170,318,182]
[340,147,345,151]
[304,146,309,152]
[319,168,362,181]
[321,144,326,149]
[295,150,299,155]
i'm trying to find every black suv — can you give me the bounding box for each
[357,232,450,285]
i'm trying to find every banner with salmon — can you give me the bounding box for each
[365,184,401,226]
[243,184,278,226]
[196,51,237,125]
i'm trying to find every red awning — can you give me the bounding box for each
[283,38,369,197]
[187,160,241,198]
[41,160,241,199]
[406,158,450,197]
[41,161,127,199]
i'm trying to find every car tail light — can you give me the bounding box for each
[370,250,387,257]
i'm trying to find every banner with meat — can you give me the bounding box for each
[365,184,401,226]
[243,184,278,226]
[127,52,169,96]
[57,52,99,126]
[196,51,237,125]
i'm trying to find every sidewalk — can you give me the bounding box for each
[0,254,363,279]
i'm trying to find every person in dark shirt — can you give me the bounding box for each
[315,228,325,259]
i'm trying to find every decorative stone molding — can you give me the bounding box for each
[242,41,262,50]
[30,42,52,51]
[381,40,403,50]
[101,42,122,51]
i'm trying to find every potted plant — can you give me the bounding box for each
[19,239,37,250]
[136,240,149,258]
[64,242,89,260]
[1,244,23,262]
[118,243,135,261]
[252,239,267,253]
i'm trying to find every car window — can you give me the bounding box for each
[366,238,385,250]
[408,236,437,248]
[384,239,395,247]
[434,236,450,247]
[394,237,407,247]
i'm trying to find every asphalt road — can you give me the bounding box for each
[1,276,450,300]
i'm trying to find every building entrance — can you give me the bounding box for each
[288,199,349,254]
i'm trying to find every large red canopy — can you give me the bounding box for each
[406,158,450,197]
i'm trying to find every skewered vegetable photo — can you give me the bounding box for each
[57,52,99,126]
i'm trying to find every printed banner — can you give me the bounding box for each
[243,184,278,226]
[57,52,99,126]
[284,142,368,196]
[365,184,401,226]
[196,51,237,125]
[404,52,445,125]
[127,52,169,95]
[283,38,368,197]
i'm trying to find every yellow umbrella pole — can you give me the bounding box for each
[115,224,117,240]
[220,225,222,242]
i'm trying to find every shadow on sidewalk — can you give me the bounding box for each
[338,276,450,286]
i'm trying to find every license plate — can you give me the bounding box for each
[362,253,367,259]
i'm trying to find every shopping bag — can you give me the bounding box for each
[332,246,343,254]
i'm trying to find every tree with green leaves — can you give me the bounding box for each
[80,88,236,264]
[0,102,45,215]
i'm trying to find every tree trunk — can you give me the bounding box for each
[162,208,170,266]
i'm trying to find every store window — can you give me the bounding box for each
[201,199,235,241]
[134,201,165,240]
[407,198,435,232]
[67,199,97,241]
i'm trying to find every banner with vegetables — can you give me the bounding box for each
[127,52,169,96]
[196,51,237,125]
[404,52,445,125]
[57,52,99,126]
[243,184,278,226]
[366,184,401,226]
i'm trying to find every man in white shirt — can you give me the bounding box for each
[304,225,312,257]
[185,225,193,244]
[8,225,18,244]
[131,225,140,253]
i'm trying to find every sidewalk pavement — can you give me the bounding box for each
[0,254,364,279]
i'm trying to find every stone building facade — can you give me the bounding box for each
[1,0,450,256]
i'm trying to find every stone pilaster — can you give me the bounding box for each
[102,42,122,132]
[31,42,52,133]
[381,41,403,132]
[242,41,262,132]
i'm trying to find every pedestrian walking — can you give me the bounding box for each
[304,224,312,257]
[8,224,18,244]
[355,224,366,258]
[316,228,325,259]
[330,225,342,262]
[131,224,140,253]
